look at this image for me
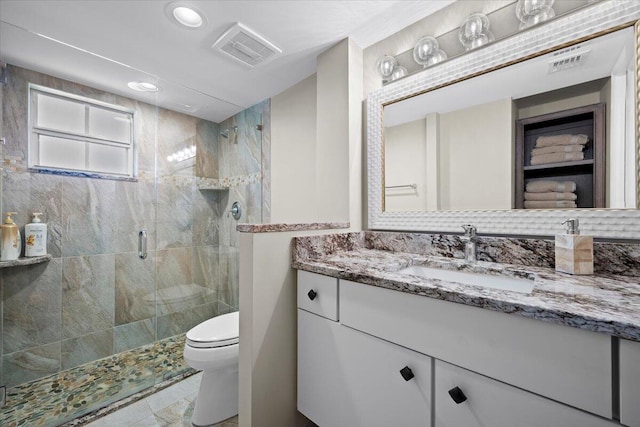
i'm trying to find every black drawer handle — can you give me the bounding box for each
[448,386,467,404]
[400,366,414,381]
[307,289,317,301]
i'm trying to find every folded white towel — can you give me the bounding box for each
[524,192,577,201]
[531,145,584,156]
[524,200,577,209]
[530,151,584,165]
[526,180,577,193]
[535,134,589,148]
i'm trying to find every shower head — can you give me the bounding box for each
[220,129,229,138]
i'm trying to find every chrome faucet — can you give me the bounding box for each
[461,224,477,263]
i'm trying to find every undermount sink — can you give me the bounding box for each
[397,265,535,294]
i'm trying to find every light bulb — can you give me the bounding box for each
[390,66,408,81]
[413,36,447,67]
[376,55,397,79]
[459,13,494,51]
[516,0,555,29]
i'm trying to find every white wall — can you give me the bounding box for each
[439,98,514,210]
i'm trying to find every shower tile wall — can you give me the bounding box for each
[0,65,269,389]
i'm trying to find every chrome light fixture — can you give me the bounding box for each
[458,13,494,51]
[376,54,398,83]
[515,0,555,29]
[413,36,448,67]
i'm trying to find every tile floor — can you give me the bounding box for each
[84,373,238,427]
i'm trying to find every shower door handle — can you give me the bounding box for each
[138,230,148,259]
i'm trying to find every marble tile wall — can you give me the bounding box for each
[0,65,268,393]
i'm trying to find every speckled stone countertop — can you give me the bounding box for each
[292,231,640,342]
[237,222,349,233]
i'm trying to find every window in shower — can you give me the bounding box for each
[28,83,136,179]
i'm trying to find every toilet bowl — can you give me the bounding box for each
[184,311,239,426]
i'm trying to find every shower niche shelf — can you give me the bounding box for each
[0,254,52,268]
[197,183,230,191]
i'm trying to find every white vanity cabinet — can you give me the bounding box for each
[297,272,432,427]
[435,360,615,427]
[340,278,612,418]
[297,271,617,426]
[620,339,640,427]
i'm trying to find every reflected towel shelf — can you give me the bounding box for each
[524,159,593,171]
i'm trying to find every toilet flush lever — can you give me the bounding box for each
[138,230,147,259]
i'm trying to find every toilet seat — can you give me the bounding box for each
[186,311,239,349]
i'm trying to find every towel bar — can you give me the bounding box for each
[385,184,417,190]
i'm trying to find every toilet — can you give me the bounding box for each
[184,311,239,426]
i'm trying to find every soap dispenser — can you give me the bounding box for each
[0,212,22,261]
[555,218,593,275]
[25,212,47,257]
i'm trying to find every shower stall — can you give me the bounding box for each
[0,25,268,425]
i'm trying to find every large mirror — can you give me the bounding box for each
[367,1,640,238]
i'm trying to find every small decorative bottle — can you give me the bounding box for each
[25,212,47,257]
[555,218,593,275]
[0,212,22,261]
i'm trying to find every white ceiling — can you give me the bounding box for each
[0,0,454,122]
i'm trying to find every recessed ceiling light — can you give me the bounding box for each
[173,6,203,28]
[127,81,159,92]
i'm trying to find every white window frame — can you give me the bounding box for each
[28,83,137,180]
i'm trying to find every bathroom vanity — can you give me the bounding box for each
[293,232,640,427]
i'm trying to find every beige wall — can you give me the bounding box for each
[270,38,363,228]
[517,91,602,120]
[270,75,318,223]
[384,119,427,211]
[239,229,344,427]
[439,98,514,210]
[240,38,363,427]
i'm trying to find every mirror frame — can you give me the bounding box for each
[366,1,640,239]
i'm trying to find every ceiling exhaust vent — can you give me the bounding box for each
[548,45,590,74]
[212,23,282,68]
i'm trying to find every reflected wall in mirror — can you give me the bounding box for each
[367,1,640,238]
[384,26,635,212]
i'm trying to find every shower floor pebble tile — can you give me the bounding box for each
[1,335,192,427]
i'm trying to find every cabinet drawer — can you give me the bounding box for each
[340,279,612,418]
[298,309,431,427]
[620,339,640,427]
[435,360,615,427]
[297,270,338,321]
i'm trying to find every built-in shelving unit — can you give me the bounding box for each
[515,103,605,209]
[0,254,52,268]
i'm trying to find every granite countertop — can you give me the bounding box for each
[293,246,640,342]
[237,222,350,233]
